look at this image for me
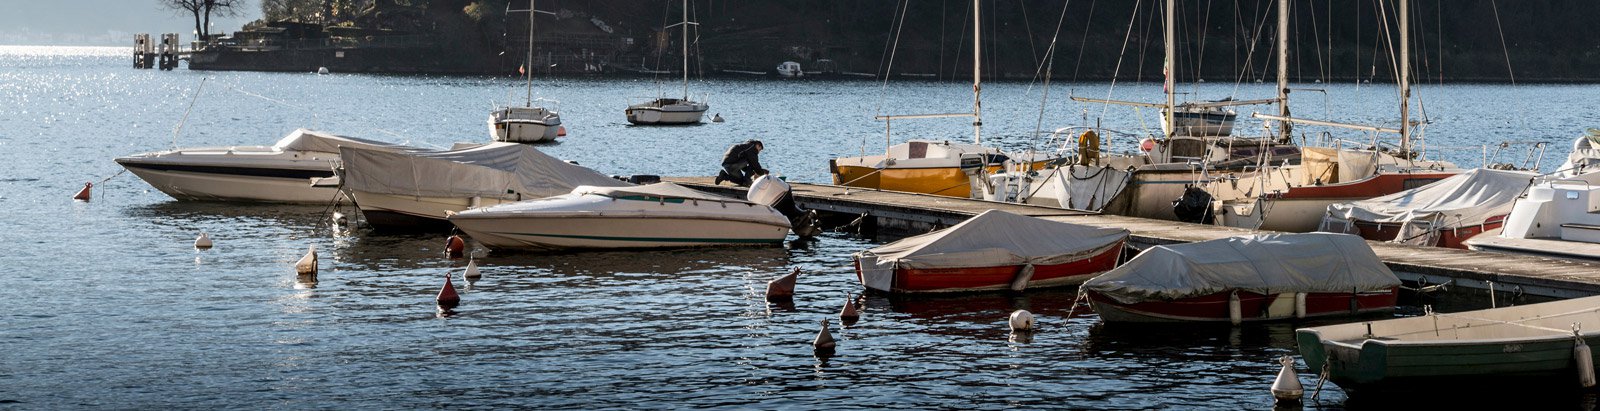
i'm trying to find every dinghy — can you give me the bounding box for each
[447,183,791,250]
[854,210,1128,294]
[1083,233,1400,323]
[1297,294,1600,394]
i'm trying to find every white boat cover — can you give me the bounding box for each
[273,128,413,154]
[1559,131,1600,176]
[1050,165,1133,211]
[575,182,753,204]
[1321,168,1535,245]
[340,142,628,200]
[1083,233,1399,304]
[855,210,1128,291]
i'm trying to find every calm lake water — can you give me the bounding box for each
[2,46,1594,409]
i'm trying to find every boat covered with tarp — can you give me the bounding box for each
[1321,168,1535,248]
[1083,233,1400,323]
[854,210,1128,294]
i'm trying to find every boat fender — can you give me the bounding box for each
[295,245,318,276]
[1009,310,1035,332]
[557,126,567,137]
[445,235,466,259]
[1009,264,1036,292]
[1270,355,1304,404]
[73,182,92,201]
[194,232,214,249]
[437,272,461,310]
[1577,329,1596,388]
[1139,138,1156,152]
[1294,293,1307,319]
[1228,291,1243,325]
[813,319,837,356]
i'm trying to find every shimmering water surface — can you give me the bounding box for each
[2,46,1595,409]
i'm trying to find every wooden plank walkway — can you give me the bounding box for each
[668,177,1600,298]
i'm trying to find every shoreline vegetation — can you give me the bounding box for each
[169,0,1600,83]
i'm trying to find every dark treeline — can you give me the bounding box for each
[244,0,1600,81]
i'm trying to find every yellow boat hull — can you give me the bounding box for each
[830,162,1052,198]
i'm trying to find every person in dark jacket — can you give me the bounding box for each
[715,139,765,186]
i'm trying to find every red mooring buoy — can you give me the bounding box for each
[445,235,465,259]
[437,273,461,309]
[557,126,568,137]
[766,268,799,302]
[73,182,92,201]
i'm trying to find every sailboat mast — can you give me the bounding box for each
[1163,0,1176,139]
[971,0,983,145]
[1276,0,1291,142]
[682,0,690,100]
[525,0,535,107]
[1398,0,1411,154]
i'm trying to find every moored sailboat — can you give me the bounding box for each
[489,0,562,143]
[624,0,708,126]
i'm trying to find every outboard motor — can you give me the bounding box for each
[748,175,822,238]
[1172,185,1216,224]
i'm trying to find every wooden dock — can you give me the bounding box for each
[669,177,1600,299]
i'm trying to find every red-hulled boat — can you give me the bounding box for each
[854,210,1128,294]
[1083,233,1400,323]
[1321,168,1535,249]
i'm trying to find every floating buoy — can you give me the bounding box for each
[1270,355,1304,404]
[463,259,482,283]
[294,245,318,276]
[712,113,724,123]
[316,67,329,75]
[813,319,836,356]
[331,212,348,227]
[437,272,461,309]
[1009,310,1036,332]
[73,182,92,201]
[557,126,568,137]
[839,293,861,325]
[445,235,465,259]
[765,268,799,302]
[194,232,213,249]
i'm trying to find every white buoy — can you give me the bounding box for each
[839,293,861,324]
[317,67,330,75]
[295,245,318,276]
[331,212,348,227]
[813,319,837,355]
[1228,291,1243,325]
[464,258,482,281]
[712,113,724,123]
[1271,355,1304,404]
[1009,310,1035,332]
[1578,335,1596,388]
[193,232,213,249]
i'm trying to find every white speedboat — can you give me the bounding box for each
[776,61,803,77]
[448,183,792,250]
[623,0,709,126]
[116,129,414,203]
[339,142,628,231]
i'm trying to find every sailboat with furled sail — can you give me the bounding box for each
[829,0,1052,198]
[625,0,709,125]
[489,0,562,143]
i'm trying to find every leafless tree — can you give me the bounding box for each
[157,0,242,39]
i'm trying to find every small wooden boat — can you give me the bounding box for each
[1083,233,1400,323]
[853,210,1128,294]
[1297,294,1600,394]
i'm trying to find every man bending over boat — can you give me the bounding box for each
[715,139,765,186]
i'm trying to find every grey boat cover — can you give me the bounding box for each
[575,182,752,204]
[1322,168,1534,244]
[340,142,628,200]
[856,210,1128,291]
[1083,233,1398,304]
[273,128,413,154]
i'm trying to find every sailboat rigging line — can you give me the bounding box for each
[1488,0,1525,128]
[872,0,910,118]
[1228,0,1273,98]
[1069,0,1099,83]
[170,77,208,151]
[1018,0,1040,72]
[950,0,972,82]
[214,80,321,129]
[1026,0,1074,157]
[1094,0,1144,126]
[1306,0,1326,84]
